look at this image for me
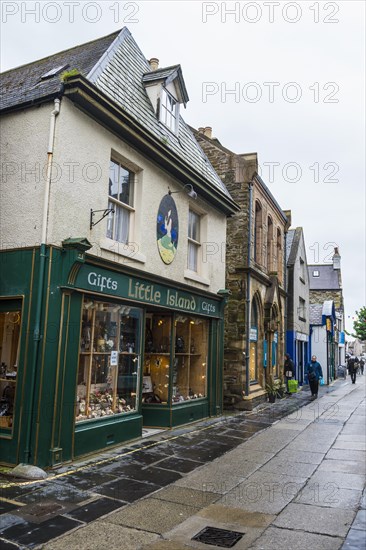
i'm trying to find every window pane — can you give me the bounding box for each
[109,160,119,200]
[106,201,114,240]
[188,211,200,241]
[120,166,134,206]
[188,242,198,272]
[114,205,130,244]
[0,308,21,429]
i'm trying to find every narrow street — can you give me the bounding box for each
[1,376,365,549]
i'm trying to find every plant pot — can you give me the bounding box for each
[268,394,276,403]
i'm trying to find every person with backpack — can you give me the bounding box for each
[306,355,323,398]
[347,356,358,384]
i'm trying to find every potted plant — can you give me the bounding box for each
[276,375,287,399]
[265,376,278,403]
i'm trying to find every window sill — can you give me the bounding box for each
[101,239,146,264]
[184,270,210,286]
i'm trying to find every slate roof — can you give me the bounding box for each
[0,31,119,111]
[1,28,232,201]
[142,65,180,82]
[309,303,323,325]
[308,264,340,290]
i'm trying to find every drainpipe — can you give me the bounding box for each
[23,99,61,465]
[245,181,253,397]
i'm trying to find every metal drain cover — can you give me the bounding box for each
[13,500,75,524]
[192,526,244,548]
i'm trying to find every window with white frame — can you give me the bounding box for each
[160,88,179,133]
[107,160,134,244]
[187,210,201,272]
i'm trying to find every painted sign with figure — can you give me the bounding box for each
[157,194,179,264]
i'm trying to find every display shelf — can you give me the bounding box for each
[0,378,17,383]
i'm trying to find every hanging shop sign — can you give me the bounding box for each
[156,194,179,264]
[75,266,220,317]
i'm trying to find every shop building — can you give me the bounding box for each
[0,29,238,468]
[309,301,337,384]
[193,128,289,409]
[285,227,310,384]
[308,247,346,372]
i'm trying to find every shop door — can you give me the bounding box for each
[249,342,257,382]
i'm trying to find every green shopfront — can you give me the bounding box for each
[0,245,225,469]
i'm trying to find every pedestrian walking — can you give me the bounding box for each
[306,355,323,398]
[347,355,357,384]
[360,358,365,375]
[284,353,295,394]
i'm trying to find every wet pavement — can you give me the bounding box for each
[0,378,365,549]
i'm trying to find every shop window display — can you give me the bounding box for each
[76,300,142,422]
[143,313,208,405]
[172,316,208,403]
[0,305,21,429]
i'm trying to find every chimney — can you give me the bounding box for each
[198,127,205,134]
[149,58,159,71]
[203,126,212,139]
[333,247,341,270]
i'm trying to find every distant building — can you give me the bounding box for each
[308,248,346,379]
[193,128,289,409]
[286,227,310,384]
[309,301,337,384]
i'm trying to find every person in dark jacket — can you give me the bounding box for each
[306,355,323,398]
[360,358,365,375]
[284,353,295,393]
[348,356,358,384]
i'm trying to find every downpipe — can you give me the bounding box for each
[23,99,60,465]
[245,181,253,397]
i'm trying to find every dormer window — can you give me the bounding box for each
[160,88,179,133]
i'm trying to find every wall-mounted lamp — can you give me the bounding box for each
[168,184,197,200]
[90,207,114,230]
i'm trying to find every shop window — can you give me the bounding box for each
[0,302,21,430]
[106,160,135,244]
[160,88,179,134]
[187,210,201,272]
[142,313,208,405]
[172,316,208,403]
[76,299,142,423]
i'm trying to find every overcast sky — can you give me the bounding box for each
[1,1,365,334]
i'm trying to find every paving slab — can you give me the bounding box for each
[249,526,343,549]
[332,440,366,451]
[219,471,307,514]
[260,456,318,478]
[341,528,366,550]
[162,509,272,549]
[351,509,366,530]
[274,449,325,464]
[317,458,366,475]
[153,486,220,508]
[308,470,366,491]
[42,521,159,549]
[273,502,355,536]
[295,483,362,510]
[326,449,366,462]
[102,497,200,534]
